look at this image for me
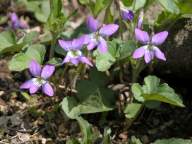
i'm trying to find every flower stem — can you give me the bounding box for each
[49,33,57,59]
[115,0,123,40]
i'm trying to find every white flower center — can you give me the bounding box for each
[68,50,82,58]
[32,78,46,87]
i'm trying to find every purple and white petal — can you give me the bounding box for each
[135,28,150,44]
[132,45,147,59]
[29,60,41,77]
[20,80,33,89]
[99,24,119,36]
[29,83,40,94]
[144,49,154,63]
[151,31,168,45]
[63,55,71,64]
[79,56,93,66]
[42,83,54,96]
[86,16,100,32]
[87,41,97,50]
[58,39,72,51]
[41,65,55,79]
[70,58,80,65]
[98,37,108,53]
[153,46,166,61]
[72,36,85,50]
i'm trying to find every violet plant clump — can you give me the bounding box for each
[20,60,55,96]
[86,16,119,53]
[58,36,93,66]
[9,12,29,29]
[132,28,168,63]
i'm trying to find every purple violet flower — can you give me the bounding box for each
[20,60,55,96]
[9,12,29,29]
[121,9,134,21]
[137,11,144,29]
[86,16,119,53]
[58,36,93,66]
[133,28,168,63]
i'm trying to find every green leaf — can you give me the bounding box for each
[142,75,160,93]
[131,75,184,107]
[47,57,63,66]
[25,0,50,23]
[155,11,179,28]
[118,40,137,60]
[130,136,142,144]
[122,0,133,7]
[124,103,142,119]
[79,0,90,5]
[47,0,66,33]
[152,138,192,144]
[61,69,115,119]
[89,0,112,17]
[22,31,39,44]
[77,117,95,144]
[133,0,147,11]
[94,49,116,72]
[108,39,137,61]
[158,0,180,14]
[8,44,46,71]
[177,0,192,16]
[66,138,80,144]
[131,83,144,102]
[0,30,23,54]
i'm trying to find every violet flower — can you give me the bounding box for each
[58,36,93,66]
[9,12,29,29]
[137,11,144,29]
[121,9,134,21]
[86,16,119,53]
[132,28,168,63]
[20,60,55,96]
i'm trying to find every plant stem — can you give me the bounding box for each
[49,34,57,59]
[131,60,145,83]
[115,0,123,40]
[71,64,84,89]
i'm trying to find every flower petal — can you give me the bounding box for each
[86,16,100,32]
[29,83,40,94]
[29,60,41,77]
[42,83,54,96]
[79,56,93,66]
[99,24,119,36]
[137,11,144,29]
[70,58,80,65]
[63,55,71,64]
[58,39,71,51]
[132,45,147,59]
[121,9,134,21]
[153,46,166,61]
[87,41,97,50]
[152,31,168,45]
[41,65,55,79]
[135,28,150,44]
[72,36,85,50]
[20,80,33,89]
[98,37,108,53]
[144,49,154,63]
